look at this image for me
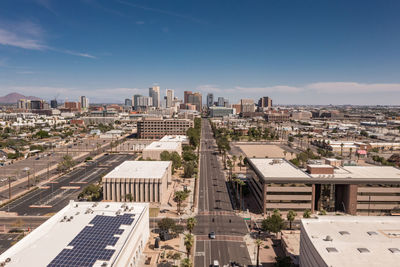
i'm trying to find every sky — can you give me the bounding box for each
[0,0,400,105]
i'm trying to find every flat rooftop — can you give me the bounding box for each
[301,216,400,267]
[103,161,171,179]
[159,135,188,143]
[143,141,181,151]
[0,201,148,267]
[248,158,311,180]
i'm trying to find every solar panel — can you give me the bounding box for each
[47,214,135,267]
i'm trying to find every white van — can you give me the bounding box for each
[213,260,220,267]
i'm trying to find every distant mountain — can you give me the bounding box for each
[0,93,41,104]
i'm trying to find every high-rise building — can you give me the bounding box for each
[207,93,214,107]
[258,96,272,109]
[80,96,89,111]
[217,97,225,107]
[50,99,58,109]
[184,91,192,104]
[166,89,174,108]
[134,96,153,110]
[31,100,44,110]
[149,86,160,108]
[133,94,142,108]
[124,98,132,107]
[17,99,27,109]
[241,98,255,113]
[187,92,202,112]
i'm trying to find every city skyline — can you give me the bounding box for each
[0,0,400,104]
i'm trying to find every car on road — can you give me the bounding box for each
[209,231,216,239]
[212,260,219,267]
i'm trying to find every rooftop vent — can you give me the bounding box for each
[324,235,333,241]
[357,248,370,253]
[326,247,338,253]
[388,248,400,254]
[367,231,378,236]
[339,231,350,235]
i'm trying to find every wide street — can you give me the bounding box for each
[0,153,133,216]
[194,119,251,267]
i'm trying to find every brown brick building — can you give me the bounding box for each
[137,118,193,139]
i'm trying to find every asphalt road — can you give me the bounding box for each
[0,153,133,216]
[194,119,251,267]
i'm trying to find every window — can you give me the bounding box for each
[357,248,370,253]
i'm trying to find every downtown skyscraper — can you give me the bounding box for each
[149,86,160,108]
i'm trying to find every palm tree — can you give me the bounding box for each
[255,239,263,267]
[227,159,233,180]
[186,217,197,234]
[349,147,353,160]
[286,210,297,230]
[180,258,192,267]
[232,155,237,171]
[184,233,194,258]
[340,143,344,156]
[174,191,189,214]
[239,155,243,171]
[303,209,311,218]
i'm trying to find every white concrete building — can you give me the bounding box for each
[159,135,188,144]
[103,161,172,203]
[300,216,400,267]
[142,141,182,160]
[0,201,149,267]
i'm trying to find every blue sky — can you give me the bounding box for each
[0,0,400,104]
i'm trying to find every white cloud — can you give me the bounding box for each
[0,20,95,59]
[305,82,400,94]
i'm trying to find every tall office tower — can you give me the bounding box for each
[80,96,89,111]
[137,96,153,108]
[207,93,214,107]
[217,97,225,107]
[17,99,27,109]
[30,100,44,110]
[50,99,58,109]
[166,89,174,108]
[224,99,229,108]
[258,96,272,109]
[187,92,202,112]
[133,94,142,110]
[240,98,255,113]
[184,91,193,104]
[125,98,132,107]
[149,86,160,108]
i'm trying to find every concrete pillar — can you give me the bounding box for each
[262,182,267,216]
[106,181,111,200]
[116,179,121,202]
[149,179,153,202]
[311,184,316,213]
[135,181,139,202]
[111,182,115,201]
[121,178,126,201]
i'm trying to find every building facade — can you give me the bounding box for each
[103,161,172,203]
[149,86,160,108]
[207,93,214,107]
[137,118,194,139]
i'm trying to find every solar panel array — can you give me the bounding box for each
[48,213,134,267]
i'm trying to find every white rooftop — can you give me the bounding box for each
[249,158,311,180]
[0,201,148,267]
[159,135,188,142]
[301,216,400,267]
[333,166,400,179]
[143,141,181,151]
[103,160,171,179]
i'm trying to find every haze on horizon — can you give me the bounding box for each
[0,0,399,105]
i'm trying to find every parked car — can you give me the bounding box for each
[209,231,216,239]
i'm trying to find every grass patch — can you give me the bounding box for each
[149,207,160,217]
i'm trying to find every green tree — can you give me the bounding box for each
[35,130,49,139]
[184,233,194,258]
[170,152,182,171]
[180,258,192,267]
[78,184,102,201]
[186,217,197,234]
[286,210,297,230]
[57,155,76,172]
[160,151,171,161]
[174,190,189,214]
[303,209,311,218]
[126,193,133,202]
[262,209,285,236]
[158,218,176,232]
[183,161,196,178]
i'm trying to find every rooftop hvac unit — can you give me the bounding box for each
[324,235,333,241]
